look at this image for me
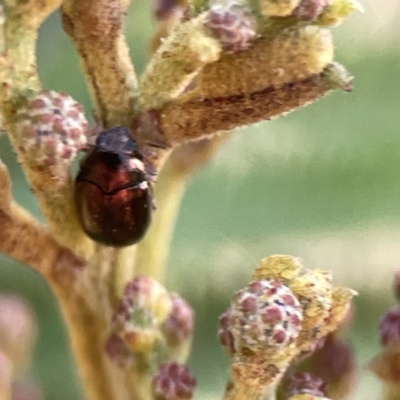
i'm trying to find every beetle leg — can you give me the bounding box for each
[142,149,158,183]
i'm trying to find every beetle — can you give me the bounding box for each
[74,126,153,247]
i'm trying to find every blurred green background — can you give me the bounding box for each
[0,0,399,398]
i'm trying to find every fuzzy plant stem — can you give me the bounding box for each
[0,2,149,400]
[0,0,94,256]
[383,385,400,400]
[61,0,138,127]
[134,134,229,280]
[225,381,277,400]
[61,0,144,294]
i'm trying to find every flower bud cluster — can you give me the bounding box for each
[152,362,196,400]
[219,255,356,390]
[205,3,257,53]
[218,308,235,355]
[162,293,194,347]
[229,279,303,353]
[293,0,330,20]
[106,277,194,368]
[15,90,88,179]
[110,276,172,354]
[367,269,400,388]
[309,333,356,399]
[379,307,400,348]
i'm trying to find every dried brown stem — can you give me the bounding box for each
[159,69,341,144]
[61,0,137,127]
[0,157,83,277]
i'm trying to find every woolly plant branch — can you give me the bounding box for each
[0,0,93,256]
[61,0,138,127]
[134,1,356,147]
[224,381,277,400]
[0,157,82,277]
[0,3,139,400]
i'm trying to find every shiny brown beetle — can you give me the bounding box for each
[75,126,153,247]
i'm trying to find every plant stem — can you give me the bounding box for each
[134,156,187,280]
[61,0,137,127]
[225,381,277,400]
[383,384,400,400]
[50,247,149,400]
[135,135,230,281]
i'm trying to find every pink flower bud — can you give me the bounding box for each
[152,362,196,400]
[380,307,400,348]
[111,276,172,353]
[293,0,330,20]
[230,279,303,352]
[218,307,235,355]
[205,3,257,53]
[15,90,88,180]
[162,294,194,346]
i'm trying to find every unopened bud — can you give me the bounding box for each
[293,0,330,20]
[309,334,356,399]
[162,294,194,347]
[105,333,134,369]
[16,90,88,181]
[218,307,235,355]
[380,307,400,348]
[205,3,257,53]
[230,279,303,353]
[152,362,196,400]
[111,276,172,353]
